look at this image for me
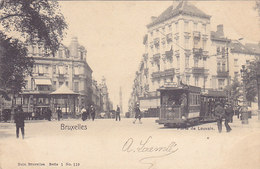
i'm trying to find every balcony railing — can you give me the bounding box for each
[151,68,175,79]
[192,67,205,74]
[217,71,229,77]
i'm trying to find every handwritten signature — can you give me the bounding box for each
[122,136,178,169]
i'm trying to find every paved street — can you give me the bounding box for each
[0,116,260,169]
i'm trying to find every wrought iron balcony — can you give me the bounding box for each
[151,68,175,79]
[217,71,229,77]
[192,67,205,74]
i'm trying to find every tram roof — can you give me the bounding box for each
[157,83,201,93]
[201,90,227,97]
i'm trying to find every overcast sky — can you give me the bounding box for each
[59,1,260,112]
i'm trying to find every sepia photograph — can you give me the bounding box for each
[0,0,260,169]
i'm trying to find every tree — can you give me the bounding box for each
[244,59,260,102]
[224,77,242,107]
[0,0,67,97]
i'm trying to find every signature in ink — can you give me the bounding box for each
[122,136,178,169]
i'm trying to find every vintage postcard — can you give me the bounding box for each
[0,0,260,169]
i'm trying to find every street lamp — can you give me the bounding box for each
[240,65,249,124]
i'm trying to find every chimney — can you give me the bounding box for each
[216,24,224,37]
[151,16,157,22]
[69,37,79,58]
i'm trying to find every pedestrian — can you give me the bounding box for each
[90,105,96,121]
[46,107,52,121]
[115,105,121,121]
[133,103,142,124]
[14,105,25,139]
[214,102,225,133]
[81,106,87,121]
[57,107,62,121]
[224,103,233,132]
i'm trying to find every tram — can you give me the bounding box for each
[155,83,227,127]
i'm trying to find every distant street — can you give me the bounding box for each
[0,116,260,169]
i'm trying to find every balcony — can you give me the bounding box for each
[192,67,205,74]
[193,31,201,39]
[151,68,175,79]
[202,34,208,41]
[217,71,229,77]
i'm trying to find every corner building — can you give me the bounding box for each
[140,1,211,110]
[21,37,93,116]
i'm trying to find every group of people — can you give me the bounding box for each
[214,102,234,133]
[81,105,96,121]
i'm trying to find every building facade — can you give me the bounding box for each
[129,1,260,113]
[20,37,93,116]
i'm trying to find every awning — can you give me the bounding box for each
[35,79,52,86]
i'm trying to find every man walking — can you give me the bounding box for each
[57,107,62,121]
[224,103,233,132]
[14,106,25,139]
[90,105,96,121]
[46,107,52,121]
[115,105,121,121]
[133,103,142,124]
[214,102,225,133]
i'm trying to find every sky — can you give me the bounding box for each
[59,1,260,113]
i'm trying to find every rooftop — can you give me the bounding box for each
[147,1,211,28]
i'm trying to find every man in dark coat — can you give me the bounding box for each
[90,105,96,121]
[115,105,121,121]
[214,102,225,133]
[57,107,62,121]
[224,104,233,132]
[46,107,52,121]
[14,106,25,139]
[133,103,142,124]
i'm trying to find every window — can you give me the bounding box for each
[202,40,206,49]
[177,56,180,69]
[80,52,84,60]
[246,60,250,65]
[65,65,68,74]
[217,62,221,72]
[184,38,189,49]
[185,56,189,68]
[74,82,79,92]
[217,47,221,54]
[162,27,165,33]
[59,81,63,87]
[193,22,198,31]
[74,66,79,75]
[32,46,35,54]
[222,63,226,72]
[45,66,49,74]
[175,22,178,32]
[38,46,42,55]
[53,81,56,90]
[234,71,239,77]
[195,77,199,86]
[170,77,173,82]
[203,24,206,33]
[234,59,238,67]
[58,65,64,75]
[38,65,44,75]
[218,79,225,90]
[184,21,189,32]
[53,65,56,74]
[194,58,198,67]
[168,24,171,31]
[186,76,190,85]
[66,81,69,86]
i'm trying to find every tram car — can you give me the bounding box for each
[155,83,227,128]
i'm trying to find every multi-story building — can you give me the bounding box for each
[129,1,260,112]
[100,77,113,113]
[20,37,93,116]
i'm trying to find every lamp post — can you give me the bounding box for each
[257,61,260,120]
[240,65,248,124]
